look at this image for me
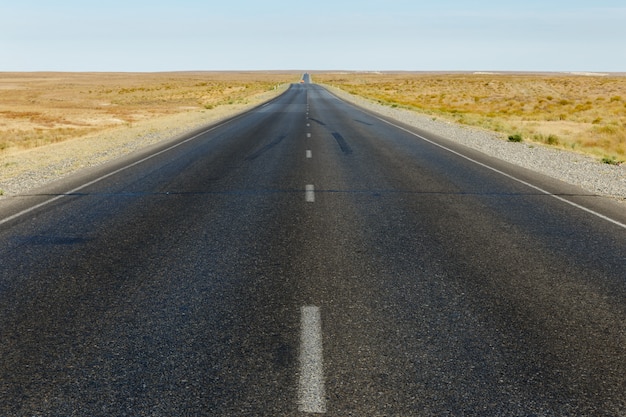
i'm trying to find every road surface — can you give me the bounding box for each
[1,75,625,415]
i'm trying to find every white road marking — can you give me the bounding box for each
[307,123,311,127]
[305,184,315,202]
[306,150,313,159]
[298,306,326,414]
[307,133,312,138]
[375,116,626,231]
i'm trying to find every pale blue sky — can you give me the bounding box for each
[1,0,625,72]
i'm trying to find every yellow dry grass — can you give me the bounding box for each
[314,72,626,161]
[0,72,298,152]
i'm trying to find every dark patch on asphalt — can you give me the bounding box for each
[331,132,353,154]
[245,135,287,161]
[308,118,326,126]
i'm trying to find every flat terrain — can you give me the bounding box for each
[0,72,297,151]
[2,72,625,198]
[0,72,297,195]
[314,72,626,161]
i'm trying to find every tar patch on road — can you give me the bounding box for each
[331,132,353,155]
[246,135,287,161]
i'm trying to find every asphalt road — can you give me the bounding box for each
[1,76,625,416]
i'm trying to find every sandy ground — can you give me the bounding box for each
[0,87,287,197]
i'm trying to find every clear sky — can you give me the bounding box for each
[1,0,625,72]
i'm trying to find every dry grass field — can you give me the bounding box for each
[315,72,626,162]
[0,72,298,152]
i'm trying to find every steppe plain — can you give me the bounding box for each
[0,72,296,194]
[315,72,626,161]
[1,71,625,198]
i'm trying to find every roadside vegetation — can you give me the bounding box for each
[0,72,296,152]
[314,72,626,163]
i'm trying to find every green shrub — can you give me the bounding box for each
[546,134,560,145]
[602,156,622,165]
[532,134,560,146]
[508,134,523,142]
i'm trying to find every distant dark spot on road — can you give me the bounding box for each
[331,132,353,154]
[246,135,287,161]
[308,118,326,126]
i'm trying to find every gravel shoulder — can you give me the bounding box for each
[323,85,626,202]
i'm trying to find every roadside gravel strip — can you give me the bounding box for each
[324,85,626,202]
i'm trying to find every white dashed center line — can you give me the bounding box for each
[298,306,326,414]
[305,184,315,202]
[299,104,324,412]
